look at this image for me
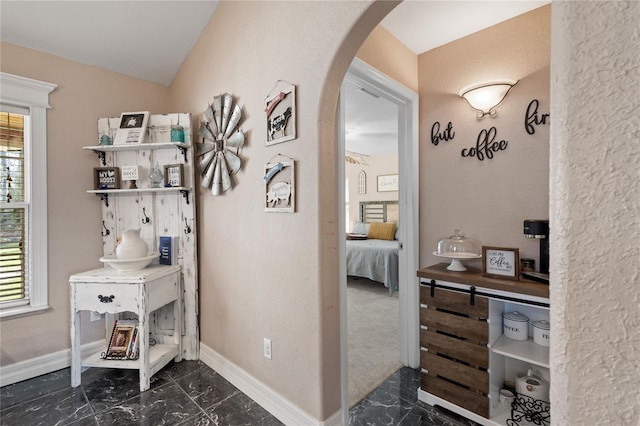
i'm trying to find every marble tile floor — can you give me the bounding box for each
[0,361,476,426]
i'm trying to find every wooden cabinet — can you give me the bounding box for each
[417,264,550,426]
[80,113,199,360]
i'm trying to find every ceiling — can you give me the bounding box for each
[0,1,548,155]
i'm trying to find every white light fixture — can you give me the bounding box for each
[460,81,518,118]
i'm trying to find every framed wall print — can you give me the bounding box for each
[264,158,295,212]
[94,167,121,190]
[377,174,398,192]
[483,246,520,280]
[164,164,184,187]
[265,81,296,146]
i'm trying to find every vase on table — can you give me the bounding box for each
[116,229,149,259]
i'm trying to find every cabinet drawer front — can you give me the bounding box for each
[74,283,138,312]
[420,284,488,318]
[420,329,488,368]
[421,372,489,419]
[420,350,488,394]
[421,308,488,344]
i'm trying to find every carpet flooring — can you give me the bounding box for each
[347,276,403,407]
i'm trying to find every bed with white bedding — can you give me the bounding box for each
[346,201,399,294]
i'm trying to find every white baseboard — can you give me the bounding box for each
[199,342,343,426]
[0,340,105,387]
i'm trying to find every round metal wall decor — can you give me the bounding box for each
[197,93,245,195]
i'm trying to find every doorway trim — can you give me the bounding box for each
[339,57,420,421]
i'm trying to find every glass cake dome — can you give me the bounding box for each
[433,229,482,271]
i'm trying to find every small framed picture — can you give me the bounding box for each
[264,158,295,213]
[94,167,120,190]
[105,323,136,359]
[164,164,184,187]
[483,246,520,280]
[265,81,296,146]
[377,174,398,192]
[113,111,149,145]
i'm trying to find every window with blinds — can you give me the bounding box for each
[0,112,28,302]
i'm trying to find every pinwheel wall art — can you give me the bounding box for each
[197,94,245,195]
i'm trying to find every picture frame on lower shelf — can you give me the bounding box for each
[94,167,121,190]
[105,323,136,359]
[164,164,184,187]
[483,246,520,280]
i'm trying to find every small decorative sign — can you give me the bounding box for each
[164,164,184,187]
[120,166,140,181]
[94,167,120,190]
[377,174,398,192]
[264,158,295,212]
[265,81,296,146]
[483,246,520,280]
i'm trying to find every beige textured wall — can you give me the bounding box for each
[419,6,551,271]
[355,25,418,93]
[0,42,170,365]
[550,1,640,424]
[168,1,398,420]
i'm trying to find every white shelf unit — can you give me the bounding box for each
[84,113,199,361]
[418,266,550,426]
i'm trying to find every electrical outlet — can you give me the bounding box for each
[90,311,103,322]
[263,338,272,360]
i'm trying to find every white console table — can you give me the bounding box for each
[70,265,182,392]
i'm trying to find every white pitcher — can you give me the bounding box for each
[115,229,149,259]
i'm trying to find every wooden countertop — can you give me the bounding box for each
[417,263,549,299]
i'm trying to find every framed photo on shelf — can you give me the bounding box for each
[113,111,149,145]
[94,167,120,190]
[483,246,520,280]
[164,164,184,187]
[377,174,398,192]
[105,323,136,359]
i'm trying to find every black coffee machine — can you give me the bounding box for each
[523,220,549,284]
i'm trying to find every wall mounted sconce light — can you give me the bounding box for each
[460,81,518,118]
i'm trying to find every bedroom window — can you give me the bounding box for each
[0,72,56,318]
[358,170,366,194]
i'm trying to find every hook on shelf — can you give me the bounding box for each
[101,221,110,237]
[142,207,150,225]
[184,218,192,235]
[92,150,107,166]
[180,189,190,205]
[97,193,109,207]
[177,146,188,163]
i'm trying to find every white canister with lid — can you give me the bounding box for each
[503,311,529,340]
[533,320,550,346]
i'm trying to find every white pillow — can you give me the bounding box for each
[352,222,370,235]
[395,224,400,240]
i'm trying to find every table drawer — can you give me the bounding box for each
[74,283,139,312]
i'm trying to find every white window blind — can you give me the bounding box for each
[0,111,28,302]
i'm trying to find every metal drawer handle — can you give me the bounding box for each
[98,294,115,303]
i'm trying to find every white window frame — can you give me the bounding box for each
[0,72,56,318]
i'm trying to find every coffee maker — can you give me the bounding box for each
[523,220,549,284]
